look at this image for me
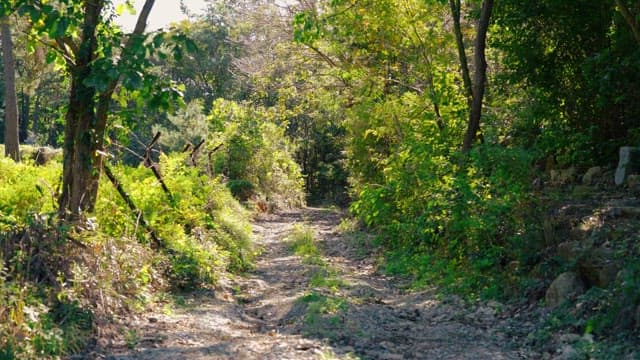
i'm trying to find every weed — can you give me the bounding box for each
[288,224,323,264]
[124,329,139,349]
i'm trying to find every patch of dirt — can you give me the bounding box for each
[88,207,534,359]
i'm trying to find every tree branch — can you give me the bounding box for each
[615,0,640,46]
[449,0,473,105]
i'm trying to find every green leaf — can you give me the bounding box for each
[115,3,135,16]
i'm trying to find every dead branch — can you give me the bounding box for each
[104,164,162,249]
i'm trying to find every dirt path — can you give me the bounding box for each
[98,207,533,359]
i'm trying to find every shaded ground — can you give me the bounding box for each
[94,207,533,359]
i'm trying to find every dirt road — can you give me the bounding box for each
[99,208,532,359]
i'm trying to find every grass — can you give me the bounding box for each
[288,224,323,265]
[286,223,352,341]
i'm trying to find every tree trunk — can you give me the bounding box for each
[19,92,29,142]
[58,1,102,219]
[58,0,156,220]
[615,0,640,46]
[1,16,20,161]
[460,0,494,153]
[449,0,473,105]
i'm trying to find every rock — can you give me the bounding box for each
[553,344,578,360]
[545,272,586,308]
[582,166,602,185]
[551,167,577,186]
[614,146,640,185]
[628,174,640,189]
[486,300,503,311]
[636,305,640,330]
[578,248,619,288]
[558,333,581,344]
[32,147,62,165]
[557,241,585,260]
[379,352,404,360]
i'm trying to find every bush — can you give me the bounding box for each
[0,151,256,357]
[96,153,255,287]
[351,139,537,299]
[208,99,305,208]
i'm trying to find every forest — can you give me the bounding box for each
[1,0,640,358]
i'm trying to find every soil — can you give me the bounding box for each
[89,207,535,359]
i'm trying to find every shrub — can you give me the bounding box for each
[0,151,256,356]
[208,99,305,208]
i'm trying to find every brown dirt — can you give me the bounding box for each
[88,207,533,359]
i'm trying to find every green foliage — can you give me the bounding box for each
[152,99,210,151]
[288,224,322,264]
[493,0,640,164]
[0,152,255,356]
[209,99,305,208]
[0,157,60,232]
[96,153,254,287]
[351,141,536,299]
[0,238,93,358]
[226,179,256,202]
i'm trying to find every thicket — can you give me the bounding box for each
[0,151,256,357]
[2,0,640,355]
[292,0,640,303]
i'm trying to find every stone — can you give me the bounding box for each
[557,241,585,261]
[32,147,62,165]
[582,166,602,185]
[552,344,578,360]
[558,333,581,344]
[628,174,640,189]
[545,272,586,308]
[614,146,640,185]
[578,248,619,288]
[550,167,576,186]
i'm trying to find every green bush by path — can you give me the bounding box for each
[0,153,255,357]
[351,142,538,300]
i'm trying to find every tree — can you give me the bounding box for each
[1,0,193,219]
[615,0,640,45]
[449,0,494,152]
[493,0,638,164]
[1,15,19,161]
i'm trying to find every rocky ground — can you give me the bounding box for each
[86,207,542,359]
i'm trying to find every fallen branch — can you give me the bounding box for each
[189,139,206,165]
[104,164,162,249]
[207,143,224,177]
[143,132,174,203]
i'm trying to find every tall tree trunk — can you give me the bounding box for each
[462,0,493,152]
[58,0,156,220]
[1,16,20,161]
[449,0,473,105]
[58,1,102,219]
[19,92,29,142]
[449,0,494,153]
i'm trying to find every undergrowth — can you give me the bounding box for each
[0,153,254,358]
[351,144,540,301]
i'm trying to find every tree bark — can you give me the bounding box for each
[615,0,640,46]
[1,16,20,161]
[461,0,494,153]
[449,0,473,105]
[59,0,156,220]
[19,93,29,142]
[58,1,102,219]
